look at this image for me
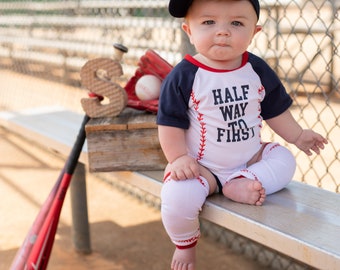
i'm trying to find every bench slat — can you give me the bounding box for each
[202,182,340,269]
[0,107,88,163]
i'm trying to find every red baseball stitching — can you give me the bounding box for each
[257,85,265,140]
[268,142,280,151]
[239,168,260,181]
[176,229,200,246]
[191,92,206,161]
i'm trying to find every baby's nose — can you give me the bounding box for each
[216,24,231,36]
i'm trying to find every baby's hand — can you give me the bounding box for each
[295,129,328,155]
[169,155,200,180]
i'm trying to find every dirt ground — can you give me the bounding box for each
[0,125,267,270]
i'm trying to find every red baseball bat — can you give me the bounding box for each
[25,173,74,270]
[8,114,89,270]
[9,170,64,270]
[24,115,89,270]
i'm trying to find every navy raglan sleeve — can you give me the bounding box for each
[157,60,196,129]
[248,53,293,120]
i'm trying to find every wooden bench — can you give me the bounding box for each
[1,106,339,269]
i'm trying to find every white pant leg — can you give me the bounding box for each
[227,143,296,195]
[161,176,209,248]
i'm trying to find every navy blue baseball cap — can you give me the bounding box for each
[168,0,260,20]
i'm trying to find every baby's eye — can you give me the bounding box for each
[231,21,243,26]
[202,20,215,25]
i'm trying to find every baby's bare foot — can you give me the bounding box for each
[222,178,266,205]
[171,246,196,270]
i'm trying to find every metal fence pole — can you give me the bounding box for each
[70,162,91,254]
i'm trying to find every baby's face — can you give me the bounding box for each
[182,0,261,69]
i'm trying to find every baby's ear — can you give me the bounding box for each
[250,25,262,45]
[181,22,193,43]
[254,25,262,35]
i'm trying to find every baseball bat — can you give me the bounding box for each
[24,115,89,270]
[9,169,64,270]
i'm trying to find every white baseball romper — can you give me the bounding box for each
[157,52,296,249]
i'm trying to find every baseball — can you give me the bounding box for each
[135,74,162,100]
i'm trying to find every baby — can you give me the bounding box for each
[157,0,328,269]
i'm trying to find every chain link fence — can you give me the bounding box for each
[0,1,339,268]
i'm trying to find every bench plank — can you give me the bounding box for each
[0,107,88,163]
[202,181,340,269]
